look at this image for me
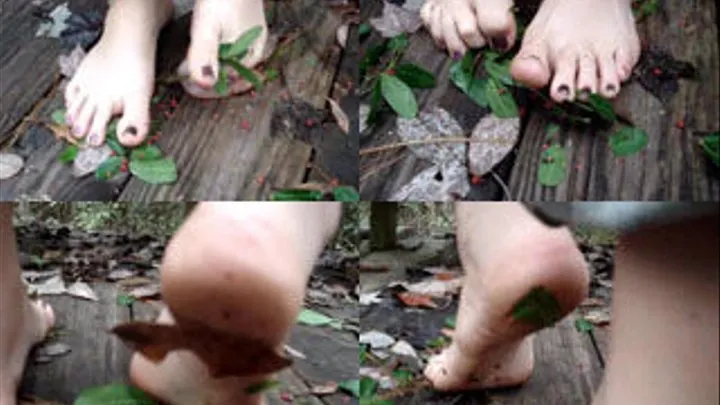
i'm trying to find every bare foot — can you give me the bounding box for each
[420,0,516,57]
[64,0,172,147]
[179,0,268,98]
[424,203,589,391]
[129,202,341,405]
[510,0,641,102]
[0,299,55,405]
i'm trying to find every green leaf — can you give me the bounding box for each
[338,379,361,398]
[107,120,119,140]
[699,132,720,166]
[360,41,388,79]
[392,369,414,385]
[224,60,263,91]
[444,316,456,329]
[609,126,649,157]
[265,68,279,82]
[74,384,158,405]
[574,317,594,333]
[586,94,616,122]
[449,59,488,107]
[486,78,519,117]
[466,78,489,107]
[511,286,563,329]
[51,109,66,125]
[270,189,324,201]
[107,138,127,157]
[426,336,448,348]
[129,158,178,184]
[358,23,372,38]
[95,156,124,181]
[394,63,436,89]
[214,68,230,96]
[538,143,568,186]
[245,379,281,395]
[117,294,136,306]
[359,344,368,363]
[130,145,163,161]
[58,144,79,164]
[484,57,513,86]
[387,34,409,53]
[359,377,378,398]
[219,25,263,59]
[449,60,472,91]
[296,308,342,329]
[333,186,360,201]
[545,123,561,142]
[367,79,383,125]
[380,73,417,118]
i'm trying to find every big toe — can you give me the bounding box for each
[187,6,222,89]
[511,43,551,88]
[116,94,151,147]
[424,351,466,391]
[31,300,55,338]
[474,0,516,51]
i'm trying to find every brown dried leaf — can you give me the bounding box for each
[326,97,349,134]
[112,321,292,378]
[397,292,437,309]
[310,381,338,395]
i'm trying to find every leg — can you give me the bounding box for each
[179,0,269,97]
[424,202,588,390]
[64,0,172,147]
[510,0,641,102]
[130,202,342,405]
[0,204,55,405]
[420,0,517,57]
[597,214,719,405]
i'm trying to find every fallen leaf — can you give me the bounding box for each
[369,1,423,38]
[106,269,135,281]
[37,342,71,357]
[338,379,360,397]
[359,330,395,349]
[0,153,24,180]
[58,45,86,78]
[359,291,383,306]
[112,321,292,378]
[468,114,520,176]
[584,309,611,326]
[296,308,342,329]
[434,272,456,281]
[310,381,338,395]
[390,340,418,359]
[28,275,66,296]
[66,281,98,301]
[72,145,113,178]
[391,277,463,298]
[127,284,161,300]
[336,24,348,48]
[74,383,157,405]
[327,97,350,134]
[396,292,437,308]
[35,2,71,38]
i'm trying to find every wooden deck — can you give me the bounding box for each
[359,0,720,201]
[0,0,357,201]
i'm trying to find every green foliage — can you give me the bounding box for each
[609,126,649,157]
[538,143,568,187]
[380,73,418,118]
[699,132,719,166]
[74,384,157,405]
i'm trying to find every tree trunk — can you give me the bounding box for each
[370,202,398,251]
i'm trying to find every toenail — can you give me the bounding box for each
[124,126,138,136]
[452,51,463,60]
[579,88,591,100]
[202,65,215,78]
[72,125,83,136]
[558,84,570,96]
[606,84,617,93]
[88,133,100,146]
[491,36,508,51]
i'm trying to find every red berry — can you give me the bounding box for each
[256,176,265,185]
[675,119,685,129]
[305,119,315,128]
[386,69,396,75]
[471,175,482,185]
[653,67,662,76]
[241,120,251,130]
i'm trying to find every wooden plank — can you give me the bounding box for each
[510,0,719,200]
[20,283,132,404]
[0,0,104,144]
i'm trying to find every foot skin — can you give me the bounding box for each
[510,0,641,102]
[0,299,55,405]
[424,203,589,391]
[64,0,172,147]
[179,0,268,98]
[420,0,516,57]
[129,202,341,405]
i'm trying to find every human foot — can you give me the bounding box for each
[420,0,516,56]
[129,202,341,405]
[179,0,269,98]
[64,0,172,147]
[424,203,589,391]
[510,0,641,102]
[0,298,55,405]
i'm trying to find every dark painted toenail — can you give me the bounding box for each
[88,133,99,146]
[606,84,617,93]
[124,126,138,136]
[452,51,463,60]
[558,84,570,96]
[579,88,591,100]
[491,36,508,51]
[202,65,215,78]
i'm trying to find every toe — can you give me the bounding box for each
[614,48,636,82]
[64,82,82,117]
[441,11,467,57]
[511,42,551,89]
[575,52,598,101]
[87,103,113,147]
[473,0,516,51]
[116,95,151,147]
[429,7,446,48]
[596,51,620,98]
[550,48,578,102]
[188,5,222,88]
[450,3,485,50]
[67,91,87,128]
[73,98,97,139]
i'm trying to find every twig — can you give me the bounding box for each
[490,170,513,201]
[375,378,433,400]
[360,137,477,156]
[359,152,405,182]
